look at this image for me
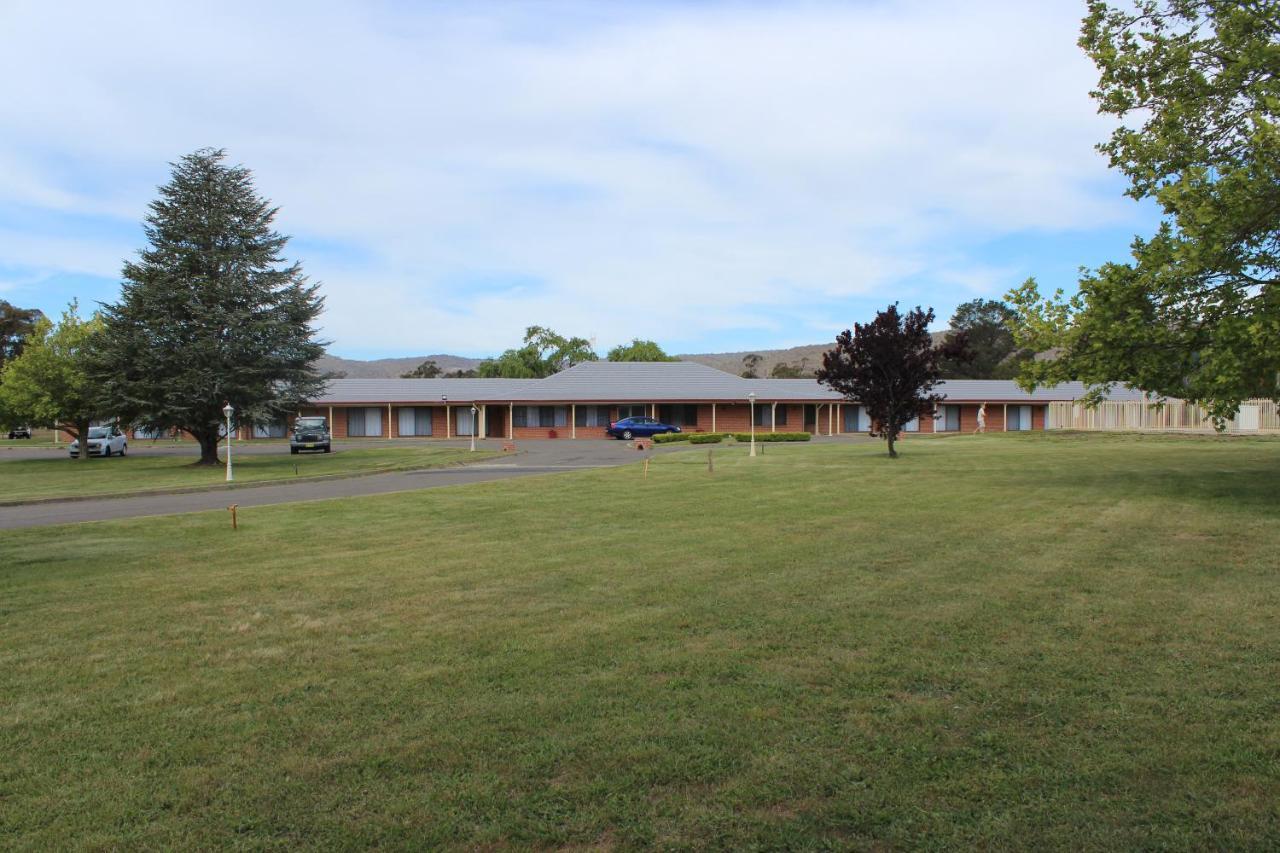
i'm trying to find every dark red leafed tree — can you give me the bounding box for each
[817,304,969,458]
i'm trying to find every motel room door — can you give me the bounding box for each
[486,407,504,438]
[804,404,817,433]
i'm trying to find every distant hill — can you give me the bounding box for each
[678,344,831,377]
[315,335,961,379]
[313,347,831,379]
[315,353,484,379]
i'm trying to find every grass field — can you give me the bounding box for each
[2,434,1279,848]
[0,445,494,502]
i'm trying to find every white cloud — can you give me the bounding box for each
[0,0,1142,355]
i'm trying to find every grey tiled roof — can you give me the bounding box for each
[538,361,832,401]
[935,380,1151,403]
[308,361,1147,405]
[309,378,542,404]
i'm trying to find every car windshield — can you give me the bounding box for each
[295,418,326,430]
[87,427,111,439]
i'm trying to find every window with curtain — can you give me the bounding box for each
[253,421,287,438]
[347,408,366,437]
[937,405,960,432]
[574,405,611,427]
[843,406,859,432]
[399,407,433,436]
[658,404,699,426]
[754,404,787,426]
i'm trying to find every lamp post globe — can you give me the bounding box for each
[747,392,757,458]
[222,402,235,482]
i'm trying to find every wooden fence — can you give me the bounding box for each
[1048,399,1280,433]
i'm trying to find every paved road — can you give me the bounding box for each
[0,439,666,529]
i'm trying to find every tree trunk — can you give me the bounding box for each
[75,419,90,460]
[195,430,222,466]
[886,431,898,459]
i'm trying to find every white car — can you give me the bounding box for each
[68,426,128,458]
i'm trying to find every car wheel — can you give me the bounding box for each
[290,447,299,455]
[120,444,127,456]
[323,445,331,453]
[622,430,633,440]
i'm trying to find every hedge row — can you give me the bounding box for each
[732,432,811,442]
[654,431,812,445]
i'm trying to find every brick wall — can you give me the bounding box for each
[295,400,1046,439]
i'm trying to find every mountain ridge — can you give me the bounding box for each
[317,335,965,379]
[316,344,832,379]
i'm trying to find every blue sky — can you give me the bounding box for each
[0,0,1158,359]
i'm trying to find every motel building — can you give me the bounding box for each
[256,361,1148,441]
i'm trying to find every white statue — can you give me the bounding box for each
[976,403,986,433]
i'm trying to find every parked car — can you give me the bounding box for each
[605,416,682,440]
[68,426,127,457]
[7,426,32,439]
[290,416,332,454]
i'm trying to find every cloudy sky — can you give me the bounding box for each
[0,0,1155,359]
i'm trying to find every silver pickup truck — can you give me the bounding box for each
[290,416,332,454]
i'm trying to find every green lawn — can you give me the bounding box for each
[2,434,1279,848]
[0,445,495,502]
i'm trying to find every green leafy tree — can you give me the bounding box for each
[1010,1,1280,420]
[740,353,762,378]
[93,149,327,464]
[0,303,106,458]
[0,300,45,372]
[607,339,677,362]
[769,358,811,378]
[817,304,969,458]
[939,299,1031,379]
[478,326,597,378]
[401,359,442,378]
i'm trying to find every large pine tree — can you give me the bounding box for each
[95,149,327,464]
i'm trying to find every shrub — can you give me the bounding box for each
[653,433,691,444]
[731,432,811,443]
[689,433,726,444]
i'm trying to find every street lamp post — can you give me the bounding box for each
[222,402,235,482]
[470,405,477,452]
[442,394,449,440]
[747,391,757,458]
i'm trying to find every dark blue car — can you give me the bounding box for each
[606,416,681,440]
